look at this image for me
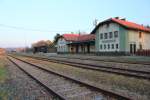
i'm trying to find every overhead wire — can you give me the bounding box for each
[0,23,79,33]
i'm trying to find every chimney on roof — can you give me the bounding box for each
[121,18,126,21]
[146,25,150,28]
[115,17,119,19]
[93,19,98,27]
[78,30,81,35]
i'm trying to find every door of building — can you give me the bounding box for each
[130,43,136,54]
[76,45,78,53]
[87,44,90,53]
[133,44,136,54]
[130,44,133,54]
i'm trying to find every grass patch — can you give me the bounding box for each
[0,55,8,83]
[0,91,8,100]
[0,56,8,100]
[0,62,7,83]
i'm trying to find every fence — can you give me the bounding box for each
[136,50,150,56]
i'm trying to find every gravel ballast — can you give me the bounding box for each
[0,57,55,100]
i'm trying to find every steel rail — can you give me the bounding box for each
[15,54,150,80]
[8,55,132,100]
[7,57,66,100]
[48,55,150,66]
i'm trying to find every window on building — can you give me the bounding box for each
[116,44,118,49]
[114,31,118,38]
[108,44,110,49]
[104,33,108,39]
[106,23,109,28]
[100,45,102,49]
[100,33,103,39]
[112,44,114,49]
[139,32,142,38]
[104,44,106,49]
[109,32,113,38]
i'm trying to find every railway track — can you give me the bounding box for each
[14,54,150,80]
[48,55,150,66]
[7,55,132,100]
[7,57,64,100]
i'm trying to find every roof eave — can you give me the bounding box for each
[90,18,112,34]
[90,18,150,34]
[121,25,150,33]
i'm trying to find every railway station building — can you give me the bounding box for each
[91,17,150,55]
[56,33,95,53]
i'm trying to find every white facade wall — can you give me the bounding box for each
[97,23,120,52]
[143,32,150,49]
[57,38,68,52]
[77,44,95,53]
[127,30,150,52]
[126,30,140,52]
[78,45,82,52]
[90,45,95,52]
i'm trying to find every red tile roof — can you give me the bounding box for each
[78,34,95,42]
[111,18,150,32]
[91,18,150,34]
[62,34,95,42]
[63,34,79,41]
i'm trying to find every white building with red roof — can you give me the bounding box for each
[91,17,150,55]
[56,34,79,53]
[56,33,95,53]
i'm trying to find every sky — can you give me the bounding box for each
[0,0,150,48]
